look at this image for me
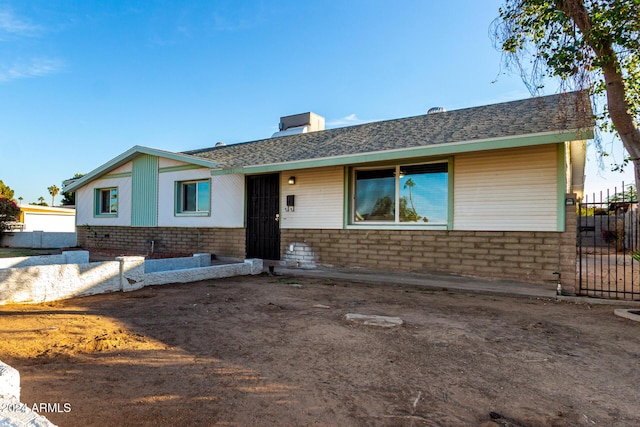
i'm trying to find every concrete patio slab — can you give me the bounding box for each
[269,265,558,300]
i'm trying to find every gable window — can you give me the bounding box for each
[175,179,210,215]
[94,187,118,217]
[352,161,449,226]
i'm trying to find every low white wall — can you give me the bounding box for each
[0,259,138,304]
[0,360,57,427]
[0,251,88,269]
[1,232,77,249]
[144,253,211,273]
[0,360,20,400]
[0,252,262,305]
[145,259,262,286]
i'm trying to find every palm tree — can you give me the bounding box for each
[48,185,60,207]
[403,178,416,213]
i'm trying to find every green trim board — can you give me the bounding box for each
[103,172,132,179]
[342,166,350,229]
[447,158,454,230]
[159,164,205,173]
[346,224,449,231]
[557,143,566,232]
[131,154,159,227]
[210,129,592,176]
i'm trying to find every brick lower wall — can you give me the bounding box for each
[282,195,578,289]
[76,226,246,259]
[281,229,559,283]
[282,227,576,289]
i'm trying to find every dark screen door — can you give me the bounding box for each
[246,174,280,259]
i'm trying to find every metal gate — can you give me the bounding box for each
[578,184,640,300]
[246,174,281,260]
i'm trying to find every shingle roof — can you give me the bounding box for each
[185,91,593,169]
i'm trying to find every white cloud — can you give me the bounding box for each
[0,58,65,83]
[0,9,40,38]
[0,9,63,83]
[327,114,373,128]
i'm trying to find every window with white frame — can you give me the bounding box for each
[175,179,210,215]
[352,162,449,225]
[95,187,118,216]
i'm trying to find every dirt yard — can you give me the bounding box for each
[0,274,639,427]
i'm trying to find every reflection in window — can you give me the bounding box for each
[353,162,448,224]
[177,180,210,214]
[399,163,448,223]
[97,188,118,215]
[354,169,395,221]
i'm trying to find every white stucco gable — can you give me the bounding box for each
[68,146,246,228]
[64,145,219,194]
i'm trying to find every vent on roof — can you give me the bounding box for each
[272,112,325,138]
[427,106,446,114]
[215,141,226,147]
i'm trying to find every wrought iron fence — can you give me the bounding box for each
[578,183,640,300]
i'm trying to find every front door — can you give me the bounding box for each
[246,174,281,259]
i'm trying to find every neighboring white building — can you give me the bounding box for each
[18,204,76,232]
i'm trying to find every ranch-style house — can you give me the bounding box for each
[64,91,594,292]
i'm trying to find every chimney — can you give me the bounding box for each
[272,112,325,138]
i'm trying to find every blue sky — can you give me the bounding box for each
[0,0,632,204]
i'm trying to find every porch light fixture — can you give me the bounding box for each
[288,176,296,185]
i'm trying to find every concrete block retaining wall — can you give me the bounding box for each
[145,259,262,286]
[0,251,88,269]
[0,251,262,305]
[144,253,211,273]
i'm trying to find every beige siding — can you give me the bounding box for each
[280,167,344,229]
[453,145,559,231]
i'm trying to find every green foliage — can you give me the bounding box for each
[30,197,48,206]
[0,196,20,232]
[61,173,85,206]
[493,0,640,173]
[48,184,60,206]
[399,197,421,222]
[0,180,14,200]
[370,196,394,219]
[606,183,637,202]
[495,0,640,104]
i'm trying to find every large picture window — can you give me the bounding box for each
[94,187,118,217]
[353,162,448,225]
[176,179,210,215]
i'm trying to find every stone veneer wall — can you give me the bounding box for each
[76,226,246,259]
